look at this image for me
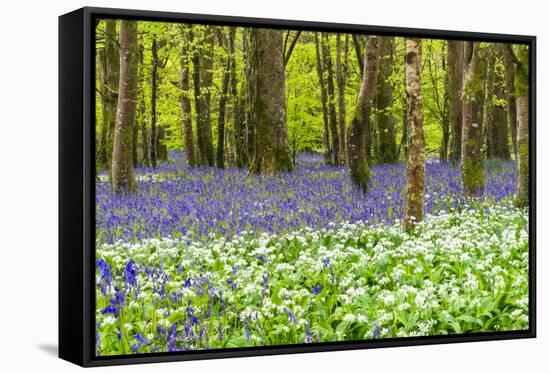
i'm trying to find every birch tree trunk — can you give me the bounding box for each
[461,42,485,197]
[403,38,425,231]
[112,20,138,193]
[346,36,380,193]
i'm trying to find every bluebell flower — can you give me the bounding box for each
[101,305,118,318]
[284,307,295,323]
[312,284,323,296]
[373,322,380,339]
[245,320,251,342]
[305,323,312,343]
[135,332,149,345]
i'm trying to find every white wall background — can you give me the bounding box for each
[0,0,546,372]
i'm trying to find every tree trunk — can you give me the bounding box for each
[502,45,518,159]
[132,112,139,167]
[231,30,246,168]
[201,27,215,166]
[139,96,150,167]
[514,45,529,207]
[516,96,529,207]
[216,35,232,168]
[376,36,398,164]
[191,27,215,167]
[155,126,167,161]
[346,36,380,192]
[150,38,159,168]
[336,34,348,164]
[323,34,340,165]
[244,29,256,169]
[461,42,485,197]
[97,19,119,172]
[314,33,331,164]
[179,37,195,167]
[482,48,497,159]
[249,28,293,175]
[403,37,426,231]
[96,48,108,169]
[493,53,510,160]
[137,43,150,168]
[352,34,365,78]
[112,20,138,193]
[448,41,464,164]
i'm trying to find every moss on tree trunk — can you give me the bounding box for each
[461,42,485,197]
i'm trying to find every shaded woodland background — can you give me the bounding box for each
[95,19,530,230]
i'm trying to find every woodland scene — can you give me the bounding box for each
[94,19,530,355]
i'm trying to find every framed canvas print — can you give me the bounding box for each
[59,6,536,367]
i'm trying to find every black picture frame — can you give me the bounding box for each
[59,6,537,367]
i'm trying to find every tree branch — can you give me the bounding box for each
[284,31,302,67]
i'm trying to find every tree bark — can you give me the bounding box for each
[97,19,119,172]
[482,48,497,159]
[376,36,398,164]
[231,30,247,168]
[448,41,464,164]
[514,45,529,207]
[216,31,232,168]
[493,51,510,160]
[346,36,380,193]
[323,34,340,165]
[314,33,331,164]
[139,94,150,167]
[461,42,485,197]
[179,32,195,167]
[137,43,150,168]
[336,34,348,164]
[502,45,518,159]
[403,37,426,231]
[249,28,293,175]
[112,20,138,193]
[96,48,108,169]
[150,38,159,168]
[191,27,215,167]
[352,34,365,78]
[243,29,256,169]
[201,27,215,166]
[155,126,167,161]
